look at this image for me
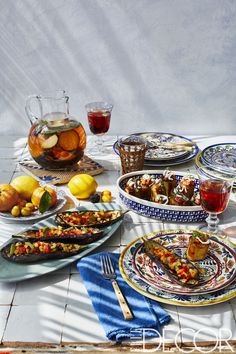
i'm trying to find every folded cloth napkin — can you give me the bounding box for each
[77,252,171,342]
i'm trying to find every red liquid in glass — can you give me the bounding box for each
[200,180,231,213]
[88,111,111,135]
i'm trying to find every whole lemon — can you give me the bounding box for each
[11,176,40,201]
[68,174,98,199]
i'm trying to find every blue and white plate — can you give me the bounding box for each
[117,170,207,223]
[134,132,190,161]
[119,230,236,306]
[113,132,199,167]
[201,143,236,174]
[196,150,236,188]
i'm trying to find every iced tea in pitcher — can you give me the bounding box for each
[26,91,86,170]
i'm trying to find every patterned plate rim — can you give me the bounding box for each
[134,132,191,161]
[113,132,199,164]
[119,230,236,307]
[113,141,199,166]
[131,232,236,295]
[201,143,236,172]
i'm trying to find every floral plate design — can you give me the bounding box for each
[119,230,236,307]
[131,231,236,295]
[201,143,236,174]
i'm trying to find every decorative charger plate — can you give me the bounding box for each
[0,190,67,222]
[201,143,236,174]
[119,229,236,306]
[131,231,236,295]
[0,203,123,282]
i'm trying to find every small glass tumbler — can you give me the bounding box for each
[117,135,147,174]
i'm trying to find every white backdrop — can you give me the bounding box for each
[0,0,236,136]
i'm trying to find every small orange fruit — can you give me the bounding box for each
[58,130,79,151]
[0,184,19,212]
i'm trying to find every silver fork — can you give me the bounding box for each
[100,255,133,320]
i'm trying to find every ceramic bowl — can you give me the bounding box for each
[117,170,207,222]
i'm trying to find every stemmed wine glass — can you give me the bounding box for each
[196,157,234,236]
[85,101,113,154]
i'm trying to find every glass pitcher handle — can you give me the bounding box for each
[25,95,43,125]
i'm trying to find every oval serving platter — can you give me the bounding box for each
[0,203,123,282]
[131,231,236,295]
[119,230,236,307]
[117,170,207,222]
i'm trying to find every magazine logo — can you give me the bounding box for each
[130,328,233,352]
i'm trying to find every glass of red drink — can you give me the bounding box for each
[85,101,113,153]
[197,164,234,235]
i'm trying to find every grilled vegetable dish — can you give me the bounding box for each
[143,238,199,285]
[13,226,103,245]
[124,170,200,206]
[56,210,127,228]
[186,230,210,261]
[1,240,83,263]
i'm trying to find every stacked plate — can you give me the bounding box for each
[119,230,236,307]
[114,132,199,167]
[199,143,236,187]
[201,143,236,173]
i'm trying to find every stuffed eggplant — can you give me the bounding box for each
[55,210,128,228]
[186,230,210,261]
[1,239,84,263]
[162,170,177,197]
[13,226,103,245]
[142,238,199,286]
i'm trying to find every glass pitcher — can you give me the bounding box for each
[26,90,86,170]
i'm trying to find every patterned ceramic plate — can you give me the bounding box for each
[113,133,199,166]
[134,132,191,161]
[119,230,236,306]
[142,147,198,167]
[201,143,236,174]
[131,231,236,295]
[0,190,67,222]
